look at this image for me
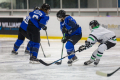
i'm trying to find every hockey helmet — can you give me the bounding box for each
[89,20,100,27]
[57,10,66,18]
[34,6,40,10]
[41,3,50,11]
[89,20,100,31]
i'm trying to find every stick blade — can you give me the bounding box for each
[45,54,51,58]
[96,71,107,77]
[39,59,50,66]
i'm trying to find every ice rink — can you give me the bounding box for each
[0,38,120,80]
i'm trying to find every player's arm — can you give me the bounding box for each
[60,22,70,43]
[39,15,49,30]
[78,34,97,52]
[64,18,77,34]
[85,34,97,48]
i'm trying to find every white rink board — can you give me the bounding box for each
[0,16,120,38]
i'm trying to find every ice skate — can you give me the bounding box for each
[67,55,79,66]
[94,59,100,66]
[11,49,18,55]
[24,49,30,55]
[84,60,94,65]
[29,56,40,64]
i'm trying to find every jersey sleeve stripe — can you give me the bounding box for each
[88,37,94,41]
[89,34,99,41]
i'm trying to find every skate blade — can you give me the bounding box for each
[11,53,18,55]
[29,61,40,64]
[94,64,98,67]
[73,59,79,63]
[68,64,72,66]
[68,59,79,66]
[24,53,30,55]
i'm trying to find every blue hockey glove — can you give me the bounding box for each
[42,26,47,30]
[62,26,68,34]
[61,36,70,43]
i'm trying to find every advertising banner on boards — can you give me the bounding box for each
[95,17,120,37]
[0,18,23,35]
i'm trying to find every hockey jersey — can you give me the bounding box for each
[20,16,31,31]
[29,10,49,30]
[87,25,116,44]
[60,16,82,37]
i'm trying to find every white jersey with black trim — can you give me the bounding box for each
[87,25,116,44]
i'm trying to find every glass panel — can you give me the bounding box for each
[13,11,27,16]
[0,0,11,9]
[80,0,97,8]
[62,0,78,8]
[13,0,27,9]
[99,12,117,17]
[45,0,60,8]
[29,0,43,9]
[80,12,97,16]
[99,0,117,8]
[0,11,11,15]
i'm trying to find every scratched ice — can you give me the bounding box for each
[0,38,120,80]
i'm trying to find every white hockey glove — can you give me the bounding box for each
[85,40,92,49]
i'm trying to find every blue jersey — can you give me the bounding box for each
[29,10,49,30]
[20,16,31,31]
[60,16,82,36]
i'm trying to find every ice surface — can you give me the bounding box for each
[0,38,120,80]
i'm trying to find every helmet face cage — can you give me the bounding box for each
[56,10,66,21]
[89,20,100,31]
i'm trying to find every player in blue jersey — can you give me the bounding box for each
[11,6,40,55]
[27,3,50,63]
[56,10,82,66]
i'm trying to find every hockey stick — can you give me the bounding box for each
[38,50,79,66]
[45,30,50,46]
[96,67,120,77]
[40,43,51,58]
[55,42,64,65]
[38,45,85,66]
[55,33,65,65]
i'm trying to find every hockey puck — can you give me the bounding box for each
[55,62,61,65]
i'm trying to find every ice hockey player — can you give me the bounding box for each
[56,10,82,66]
[11,6,40,55]
[27,3,50,63]
[78,20,117,66]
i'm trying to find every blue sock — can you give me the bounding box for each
[31,42,40,58]
[14,39,24,51]
[26,41,32,51]
[65,41,75,59]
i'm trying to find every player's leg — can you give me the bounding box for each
[27,20,40,63]
[84,49,97,65]
[84,40,116,66]
[29,33,40,63]
[19,27,31,54]
[12,27,25,55]
[66,34,82,66]
[25,41,32,54]
[84,44,107,66]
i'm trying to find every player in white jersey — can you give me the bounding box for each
[78,20,117,66]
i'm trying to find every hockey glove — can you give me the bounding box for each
[78,45,87,52]
[85,40,92,48]
[61,36,70,43]
[62,26,68,34]
[42,26,47,30]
